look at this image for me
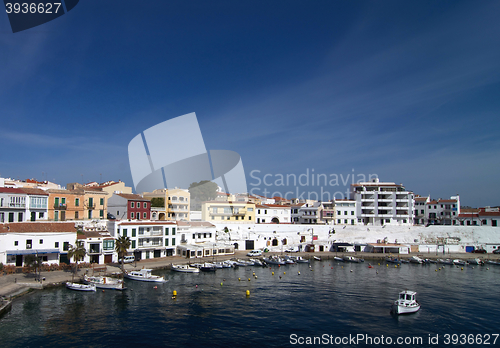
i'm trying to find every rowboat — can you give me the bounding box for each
[66,282,96,292]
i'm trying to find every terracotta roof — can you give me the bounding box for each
[78,231,108,239]
[0,222,77,233]
[426,201,438,205]
[19,188,49,196]
[0,187,25,194]
[116,193,149,201]
[437,199,457,203]
[415,197,428,201]
[458,213,479,218]
[478,211,500,217]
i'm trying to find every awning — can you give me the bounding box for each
[6,249,60,256]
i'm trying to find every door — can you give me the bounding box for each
[104,254,112,264]
[31,212,36,221]
[16,255,23,267]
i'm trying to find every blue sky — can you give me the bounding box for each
[1,1,499,207]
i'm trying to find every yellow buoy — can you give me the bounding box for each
[220,282,223,286]
[246,290,250,296]
[395,265,397,268]
[298,271,300,275]
[378,263,380,266]
[253,272,255,276]
[283,272,286,275]
[238,277,241,281]
[461,267,463,270]
[386,264,388,267]
[435,269,438,272]
[248,278,251,281]
[272,272,274,275]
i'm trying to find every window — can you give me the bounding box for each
[103,240,114,250]
[100,198,104,206]
[55,242,59,248]
[18,212,23,222]
[63,242,69,251]
[351,211,354,215]
[61,197,66,205]
[39,239,43,244]
[14,241,18,246]
[75,198,80,206]
[131,212,135,219]
[39,212,44,219]
[123,229,127,237]
[89,197,94,207]
[131,240,136,249]
[131,202,135,208]
[247,208,253,212]
[144,202,147,209]
[143,212,147,219]
[75,211,79,219]
[165,228,169,236]
[258,209,261,214]
[172,228,176,235]
[172,238,175,246]
[165,238,169,246]
[54,211,59,221]
[100,210,104,218]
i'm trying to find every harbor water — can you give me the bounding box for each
[1,259,499,347]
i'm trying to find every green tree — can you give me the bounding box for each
[150,197,165,208]
[115,235,131,275]
[24,254,39,276]
[189,180,218,211]
[67,243,86,282]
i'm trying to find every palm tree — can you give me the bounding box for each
[115,235,131,275]
[67,243,86,282]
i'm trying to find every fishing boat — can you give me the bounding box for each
[333,256,344,262]
[468,258,483,266]
[391,290,420,315]
[124,269,166,282]
[83,275,126,290]
[292,256,310,263]
[343,255,361,263]
[66,282,96,292]
[313,256,321,261]
[409,256,424,264]
[264,256,286,265]
[199,262,217,272]
[171,264,200,273]
[385,257,401,264]
[438,259,454,265]
[453,259,467,266]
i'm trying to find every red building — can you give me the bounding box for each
[107,193,151,220]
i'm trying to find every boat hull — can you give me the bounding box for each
[391,303,420,315]
[66,282,96,291]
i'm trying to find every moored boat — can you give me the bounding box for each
[468,258,483,266]
[343,255,361,263]
[124,269,166,282]
[453,259,467,266]
[391,290,420,315]
[66,282,96,292]
[409,256,424,264]
[264,256,286,265]
[171,264,200,273]
[199,262,217,272]
[83,275,126,290]
[333,256,344,262]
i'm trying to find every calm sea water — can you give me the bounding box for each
[1,259,499,347]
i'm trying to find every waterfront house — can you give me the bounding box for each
[47,189,84,221]
[0,187,49,223]
[142,188,190,221]
[201,201,256,223]
[107,193,151,220]
[255,204,291,224]
[77,230,115,264]
[0,222,77,266]
[108,220,178,260]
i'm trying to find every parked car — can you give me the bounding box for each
[246,250,262,257]
[472,248,487,254]
[493,249,500,254]
[118,256,135,263]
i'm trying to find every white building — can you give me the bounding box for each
[334,199,357,225]
[0,222,77,266]
[77,230,116,264]
[108,221,178,260]
[425,196,460,225]
[350,178,414,226]
[0,187,49,223]
[255,204,291,224]
[175,221,234,258]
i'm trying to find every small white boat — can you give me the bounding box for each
[264,256,286,265]
[292,256,310,263]
[199,263,217,272]
[391,290,420,315]
[453,259,467,266]
[83,275,126,290]
[124,269,166,282]
[333,256,344,262]
[468,258,483,265]
[343,255,361,263]
[66,282,96,292]
[171,264,200,273]
[409,256,423,264]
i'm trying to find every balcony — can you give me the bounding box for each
[54,204,67,210]
[86,204,95,210]
[88,247,101,254]
[8,203,26,208]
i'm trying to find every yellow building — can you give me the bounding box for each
[47,189,85,221]
[143,188,190,221]
[201,201,256,223]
